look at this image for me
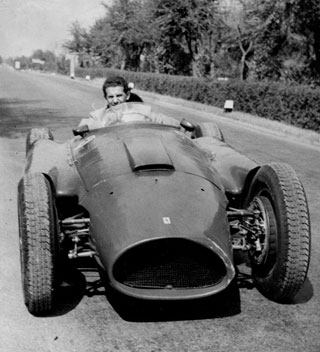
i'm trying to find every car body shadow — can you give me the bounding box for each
[105,278,241,322]
[51,258,241,320]
[50,262,87,317]
[50,259,313,319]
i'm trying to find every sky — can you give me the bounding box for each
[0,0,112,58]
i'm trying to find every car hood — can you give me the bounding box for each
[71,123,224,191]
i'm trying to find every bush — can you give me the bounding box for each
[74,67,320,132]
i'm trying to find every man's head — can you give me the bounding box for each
[102,76,130,107]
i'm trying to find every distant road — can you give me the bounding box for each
[0,67,319,352]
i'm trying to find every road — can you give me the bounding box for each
[0,67,319,352]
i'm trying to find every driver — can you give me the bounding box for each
[79,76,143,127]
[78,75,179,129]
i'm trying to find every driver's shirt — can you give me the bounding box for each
[78,104,179,129]
[78,106,120,129]
[90,106,124,126]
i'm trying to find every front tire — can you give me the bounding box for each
[245,163,311,303]
[193,122,224,141]
[26,128,54,155]
[18,172,59,315]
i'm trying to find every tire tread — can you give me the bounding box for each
[250,162,311,302]
[18,172,57,315]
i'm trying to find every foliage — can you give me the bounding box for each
[89,18,116,67]
[31,50,57,71]
[10,55,31,70]
[65,0,227,77]
[63,22,92,67]
[56,55,71,75]
[154,0,215,76]
[86,0,157,71]
[59,0,320,85]
[252,0,320,84]
[5,0,320,85]
[291,0,320,83]
[8,50,70,73]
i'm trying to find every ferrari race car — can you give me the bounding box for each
[17,102,311,316]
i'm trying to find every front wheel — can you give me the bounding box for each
[26,128,54,155]
[245,163,311,303]
[18,172,59,315]
[193,122,224,141]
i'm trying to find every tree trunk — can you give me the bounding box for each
[239,54,246,80]
[118,47,126,70]
[239,40,253,80]
[313,28,320,76]
[192,56,202,77]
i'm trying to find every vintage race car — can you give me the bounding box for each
[18,102,311,316]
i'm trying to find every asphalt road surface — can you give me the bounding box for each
[0,67,319,352]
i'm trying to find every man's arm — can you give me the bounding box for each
[78,107,108,129]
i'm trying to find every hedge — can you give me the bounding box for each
[74,67,320,132]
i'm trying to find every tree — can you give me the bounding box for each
[252,0,320,83]
[89,18,117,67]
[12,56,32,70]
[63,22,92,67]
[153,0,193,75]
[59,0,320,85]
[222,0,258,80]
[87,0,156,71]
[292,0,320,83]
[153,0,223,77]
[32,49,57,71]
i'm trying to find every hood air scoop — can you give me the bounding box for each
[124,137,174,172]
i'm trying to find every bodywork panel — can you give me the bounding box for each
[24,139,82,197]
[71,124,225,192]
[194,136,258,194]
[24,118,259,300]
[81,172,234,298]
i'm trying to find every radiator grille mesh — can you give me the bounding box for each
[113,239,226,289]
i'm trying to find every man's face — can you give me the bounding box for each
[105,86,129,106]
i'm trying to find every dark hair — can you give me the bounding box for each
[102,76,129,98]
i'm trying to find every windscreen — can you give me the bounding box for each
[108,102,153,123]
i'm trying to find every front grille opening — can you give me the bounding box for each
[113,239,226,289]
